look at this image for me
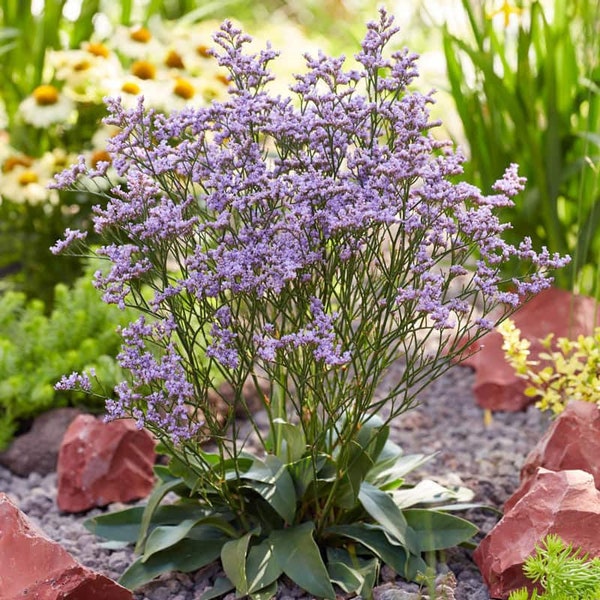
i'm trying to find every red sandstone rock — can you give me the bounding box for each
[474,468,600,599]
[520,400,600,489]
[461,287,600,411]
[0,493,132,599]
[57,415,156,513]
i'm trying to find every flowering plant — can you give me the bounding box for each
[54,10,568,597]
[500,319,600,416]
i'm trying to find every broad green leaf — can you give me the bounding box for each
[241,455,297,523]
[273,418,306,462]
[367,452,435,490]
[221,531,254,595]
[199,577,235,600]
[136,478,188,553]
[392,479,474,509]
[249,581,278,600]
[287,455,318,498]
[84,506,146,543]
[119,537,224,590]
[326,523,426,581]
[326,546,378,597]
[142,518,234,562]
[84,503,212,544]
[404,509,478,552]
[358,482,418,554]
[269,522,335,599]
[246,538,283,593]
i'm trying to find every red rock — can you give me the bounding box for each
[57,415,156,513]
[474,468,600,599]
[461,287,600,411]
[0,493,132,599]
[520,400,600,489]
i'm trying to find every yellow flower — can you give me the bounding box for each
[130,26,152,43]
[488,0,523,28]
[173,77,195,100]
[131,60,157,80]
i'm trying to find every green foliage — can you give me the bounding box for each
[508,534,600,600]
[442,0,600,292]
[86,416,479,597]
[0,260,132,448]
[499,318,600,416]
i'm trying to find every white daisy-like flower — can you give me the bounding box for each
[1,154,58,205]
[166,19,223,77]
[111,24,164,60]
[19,85,76,128]
[47,45,123,103]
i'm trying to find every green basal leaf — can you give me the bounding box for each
[142,517,236,562]
[136,478,186,553]
[287,455,318,498]
[269,522,336,599]
[326,547,378,598]
[246,538,283,593]
[392,479,474,509]
[367,452,435,490]
[272,418,306,463]
[358,482,419,555]
[325,523,426,581]
[221,531,254,595]
[84,503,214,544]
[84,506,146,543]
[403,509,478,552]
[199,577,235,600]
[241,455,297,523]
[249,581,278,600]
[120,537,225,590]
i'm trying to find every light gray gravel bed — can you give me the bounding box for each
[0,365,551,600]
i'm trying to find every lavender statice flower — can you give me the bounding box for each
[52,9,569,450]
[55,369,95,393]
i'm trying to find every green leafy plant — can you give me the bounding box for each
[499,318,600,415]
[54,11,567,598]
[508,534,600,600]
[442,0,600,293]
[0,260,133,448]
[86,418,478,597]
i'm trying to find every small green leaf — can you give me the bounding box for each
[269,522,335,599]
[221,531,254,595]
[358,482,418,554]
[404,509,478,552]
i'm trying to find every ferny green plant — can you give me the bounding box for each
[508,534,600,600]
[0,260,133,448]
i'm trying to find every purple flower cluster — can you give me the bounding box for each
[52,9,569,441]
[108,317,201,443]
